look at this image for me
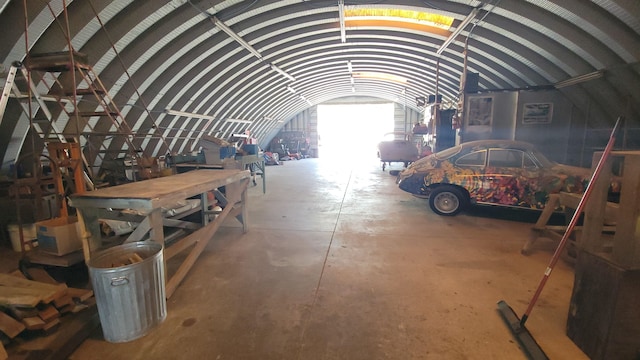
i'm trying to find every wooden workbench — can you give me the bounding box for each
[175,153,266,193]
[69,169,251,298]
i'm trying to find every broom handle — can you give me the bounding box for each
[520,116,622,326]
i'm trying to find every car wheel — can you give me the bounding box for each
[429,186,468,216]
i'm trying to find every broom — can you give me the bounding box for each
[497,116,622,359]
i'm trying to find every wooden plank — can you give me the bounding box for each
[612,153,640,268]
[0,311,25,338]
[38,305,60,322]
[41,318,61,333]
[582,154,614,252]
[25,268,59,285]
[69,169,251,210]
[65,288,93,302]
[22,316,46,330]
[14,307,100,360]
[165,197,237,298]
[52,295,73,309]
[0,287,50,307]
[532,194,559,231]
[0,342,7,360]
[0,274,68,302]
[6,306,38,320]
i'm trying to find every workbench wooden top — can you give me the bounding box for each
[69,169,250,209]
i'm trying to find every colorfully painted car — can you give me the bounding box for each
[396,140,594,216]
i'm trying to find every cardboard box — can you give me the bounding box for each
[36,216,82,256]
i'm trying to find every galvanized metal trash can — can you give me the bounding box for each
[88,242,167,343]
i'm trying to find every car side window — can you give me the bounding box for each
[523,153,538,169]
[455,150,486,167]
[488,149,524,168]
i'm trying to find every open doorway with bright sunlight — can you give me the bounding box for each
[317,103,394,162]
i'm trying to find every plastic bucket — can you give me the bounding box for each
[7,224,37,252]
[88,242,167,343]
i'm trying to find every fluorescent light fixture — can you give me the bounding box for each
[287,85,296,93]
[212,16,263,60]
[350,76,354,84]
[347,60,352,73]
[226,118,253,124]
[352,86,355,93]
[232,133,250,138]
[555,70,604,88]
[165,108,217,121]
[436,7,480,55]
[352,71,408,84]
[270,63,296,82]
[339,0,346,43]
[299,95,306,101]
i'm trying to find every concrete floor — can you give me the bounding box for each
[7,156,589,359]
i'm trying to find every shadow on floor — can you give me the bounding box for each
[466,204,567,225]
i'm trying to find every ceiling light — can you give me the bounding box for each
[212,16,263,60]
[226,118,252,124]
[350,76,354,84]
[270,63,296,82]
[347,60,352,73]
[436,7,480,55]
[165,109,217,121]
[287,85,296,93]
[352,71,408,84]
[555,70,604,88]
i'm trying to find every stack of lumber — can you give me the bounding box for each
[0,269,94,356]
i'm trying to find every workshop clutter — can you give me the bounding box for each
[0,271,95,350]
[7,223,37,252]
[198,135,237,165]
[35,216,82,256]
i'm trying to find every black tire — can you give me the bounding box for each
[428,186,468,216]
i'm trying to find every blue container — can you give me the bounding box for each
[242,144,258,155]
[220,146,236,159]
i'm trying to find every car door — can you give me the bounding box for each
[451,149,487,201]
[482,148,541,207]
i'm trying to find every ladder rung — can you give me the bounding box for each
[78,111,118,117]
[68,88,105,96]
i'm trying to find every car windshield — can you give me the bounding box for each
[433,145,463,160]
[529,148,557,168]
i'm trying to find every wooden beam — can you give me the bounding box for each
[0,311,25,339]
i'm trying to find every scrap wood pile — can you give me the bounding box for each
[0,269,95,356]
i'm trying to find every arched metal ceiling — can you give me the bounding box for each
[0,0,638,171]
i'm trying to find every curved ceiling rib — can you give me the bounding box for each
[0,0,638,171]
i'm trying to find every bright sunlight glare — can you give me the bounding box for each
[317,103,394,161]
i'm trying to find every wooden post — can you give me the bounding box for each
[581,152,614,253]
[612,152,640,269]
